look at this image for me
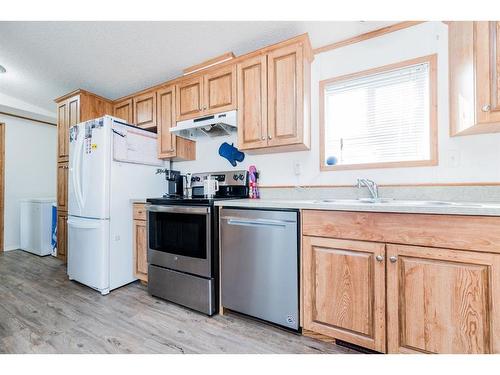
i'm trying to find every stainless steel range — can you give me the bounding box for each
[146,170,249,315]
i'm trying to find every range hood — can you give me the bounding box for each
[170,110,237,139]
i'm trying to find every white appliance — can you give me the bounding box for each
[68,115,164,295]
[20,198,56,256]
[169,110,237,139]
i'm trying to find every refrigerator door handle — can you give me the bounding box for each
[67,218,103,229]
[74,136,85,212]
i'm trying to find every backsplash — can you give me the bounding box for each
[259,185,500,203]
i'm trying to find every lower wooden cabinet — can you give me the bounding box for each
[57,212,68,263]
[302,235,500,353]
[302,236,386,352]
[133,203,148,282]
[386,244,500,354]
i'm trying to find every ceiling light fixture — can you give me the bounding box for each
[0,65,6,74]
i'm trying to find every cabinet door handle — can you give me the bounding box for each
[376,255,384,262]
[268,135,272,140]
[261,136,266,140]
[482,104,491,112]
[389,256,398,263]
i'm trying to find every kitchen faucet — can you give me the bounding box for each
[357,178,379,199]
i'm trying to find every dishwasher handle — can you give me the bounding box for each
[221,216,292,228]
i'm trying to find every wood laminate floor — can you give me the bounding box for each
[0,250,356,354]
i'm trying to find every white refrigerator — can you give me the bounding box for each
[68,115,165,295]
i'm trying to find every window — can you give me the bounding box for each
[320,55,437,170]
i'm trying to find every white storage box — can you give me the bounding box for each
[20,198,56,256]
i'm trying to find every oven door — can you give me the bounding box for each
[147,204,211,277]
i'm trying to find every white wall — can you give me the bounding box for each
[0,115,57,251]
[174,22,500,186]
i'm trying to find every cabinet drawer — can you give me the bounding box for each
[302,210,500,253]
[133,203,147,221]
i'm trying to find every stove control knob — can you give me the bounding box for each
[195,176,201,182]
[239,174,244,180]
[233,174,239,181]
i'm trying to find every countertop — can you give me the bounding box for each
[130,198,147,204]
[214,198,500,216]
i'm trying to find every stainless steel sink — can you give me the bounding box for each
[312,199,485,207]
[313,198,393,204]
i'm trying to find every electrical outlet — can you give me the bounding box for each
[447,150,460,168]
[293,160,301,176]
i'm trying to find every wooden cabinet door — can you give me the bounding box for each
[387,244,500,354]
[67,95,80,128]
[475,21,500,125]
[133,219,148,282]
[237,55,268,150]
[449,21,476,135]
[133,91,157,129]
[303,236,386,352]
[157,86,176,158]
[57,212,67,262]
[267,43,303,147]
[57,95,79,162]
[203,65,237,115]
[57,101,69,161]
[176,76,204,121]
[113,98,134,124]
[488,21,500,113]
[57,162,68,212]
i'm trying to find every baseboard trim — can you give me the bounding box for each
[4,245,19,252]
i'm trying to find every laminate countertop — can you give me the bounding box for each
[130,199,147,204]
[214,198,500,216]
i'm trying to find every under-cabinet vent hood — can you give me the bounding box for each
[170,110,237,140]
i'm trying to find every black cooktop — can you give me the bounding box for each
[146,196,242,206]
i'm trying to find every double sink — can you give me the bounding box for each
[313,198,486,208]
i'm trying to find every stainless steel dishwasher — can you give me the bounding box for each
[220,208,299,330]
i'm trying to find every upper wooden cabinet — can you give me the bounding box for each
[387,244,500,354]
[237,55,268,149]
[57,95,80,162]
[157,85,195,160]
[176,75,204,121]
[203,65,237,114]
[449,21,500,135]
[267,43,305,147]
[133,91,157,129]
[113,98,133,124]
[238,38,312,152]
[176,65,237,122]
[303,236,386,352]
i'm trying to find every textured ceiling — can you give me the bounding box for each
[0,21,397,113]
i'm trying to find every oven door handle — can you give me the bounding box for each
[146,204,210,215]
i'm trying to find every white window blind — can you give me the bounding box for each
[323,61,431,167]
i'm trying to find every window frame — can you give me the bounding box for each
[319,54,438,171]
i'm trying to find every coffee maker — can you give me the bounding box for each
[156,169,184,197]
